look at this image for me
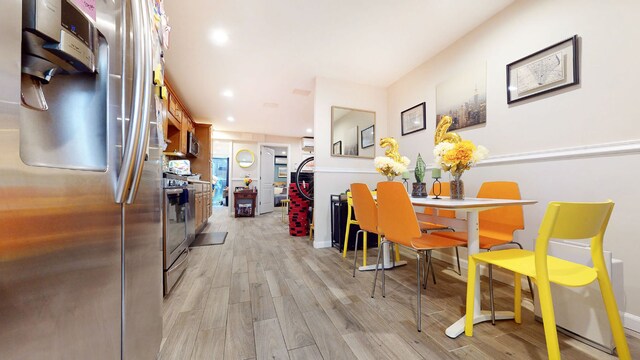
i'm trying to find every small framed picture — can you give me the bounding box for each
[360,125,374,148]
[274,156,287,165]
[332,140,342,155]
[401,102,426,136]
[277,166,287,178]
[507,35,579,104]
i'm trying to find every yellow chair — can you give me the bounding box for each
[343,190,399,266]
[464,201,630,360]
[374,181,466,332]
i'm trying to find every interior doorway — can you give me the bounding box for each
[257,144,290,215]
[212,157,229,206]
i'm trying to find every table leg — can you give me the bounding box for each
[358,242,407,271]
[445,210,514,338]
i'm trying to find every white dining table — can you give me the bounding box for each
[409,196,537,338]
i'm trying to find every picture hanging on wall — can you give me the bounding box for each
[332,141,342,155]
[436,62,487,131]
[401,102,426,136]
[277,166,287,178]
[343,126,359,156]
[275,156,287,165]
[506,35,579,104]
[361,125,374,148]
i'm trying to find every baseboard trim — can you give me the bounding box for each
[624,312,640,333]
[313,240,332,249]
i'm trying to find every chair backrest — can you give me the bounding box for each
[377,181,421,247]
[534,201,614,278]
[350,184,378,234]
[425,182,455,218]
[477,181,524,240]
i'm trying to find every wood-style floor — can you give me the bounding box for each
[160,207,640,359]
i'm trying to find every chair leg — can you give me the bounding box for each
[596,270,631,360]
[455,247,462,275]
[416,251,422,332]
[363,231,368,267]
[353,230,362,277]
[514,272,522,324]
[465,256,478,336]
[422,252,427,289]
[513,242,535,302]
[395,242,401,262]
[537,279,561,360]
[371,239,384,298]
[381,242,386,298]
[429,251,436,285]
[391,243,396,268]
[342,223,350,258]
[489,264,495,325]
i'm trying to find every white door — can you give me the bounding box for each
[259,147,275,214]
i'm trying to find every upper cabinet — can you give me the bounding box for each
[164,80,195,157]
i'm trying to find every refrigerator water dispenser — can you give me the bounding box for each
[20,0,108,171]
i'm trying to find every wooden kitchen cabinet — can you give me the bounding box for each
[164,80,193,157]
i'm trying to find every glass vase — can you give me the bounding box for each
[450,173,464,200]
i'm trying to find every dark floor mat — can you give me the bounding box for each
[190,231,227,247]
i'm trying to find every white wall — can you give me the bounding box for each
[387,0,640,325]
[313,77,388,248]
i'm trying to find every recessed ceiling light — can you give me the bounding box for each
[210,29,229,46]
[222,89,233,97]
[227,116,235,122]
[281,151,286,155]
[306,128,312,133]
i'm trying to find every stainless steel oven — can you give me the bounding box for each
[163,187,189,295]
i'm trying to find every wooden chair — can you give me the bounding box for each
[464,201,630,360]
[373,181,465,332]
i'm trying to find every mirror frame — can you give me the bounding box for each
[330,106,376,159]
[235,149,255,168]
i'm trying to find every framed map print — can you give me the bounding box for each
[507,35,579,104]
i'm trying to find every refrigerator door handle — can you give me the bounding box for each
[115,0,145,204]
[126,0,153,204]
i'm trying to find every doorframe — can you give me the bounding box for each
[257,142,291,215]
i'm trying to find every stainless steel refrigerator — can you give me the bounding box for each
[0,0,162,358]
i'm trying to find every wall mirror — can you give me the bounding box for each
[235,149,255,168]
[331,106,375,158]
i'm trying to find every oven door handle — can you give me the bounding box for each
[165,189,184,195]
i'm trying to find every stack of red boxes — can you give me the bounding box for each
[288,182,310,236]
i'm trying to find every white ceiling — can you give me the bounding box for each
[163,0,513,138]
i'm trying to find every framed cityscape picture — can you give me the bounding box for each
[401,102,426,136]
[506,35,579,104]
[436,62,486,131]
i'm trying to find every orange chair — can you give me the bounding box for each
[373,181,466,331]
[435,181,534,323]
[419,182,461,279]
[350,184,381,277]
[344,190,399,266]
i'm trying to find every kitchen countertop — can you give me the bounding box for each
[187,179,211,184]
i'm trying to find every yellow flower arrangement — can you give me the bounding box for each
[434,140,488,177]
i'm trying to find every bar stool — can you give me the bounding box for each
[280,199,290,223]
